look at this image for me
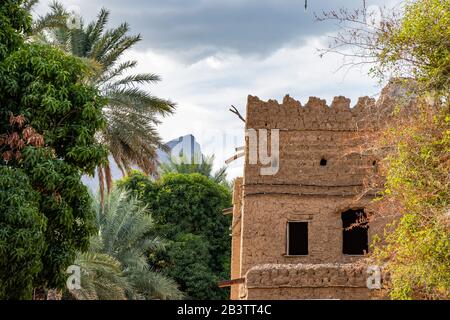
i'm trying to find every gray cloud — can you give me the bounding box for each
[31,0,398,178]
[35,0,390,61]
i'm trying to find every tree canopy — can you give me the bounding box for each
[0,0,31,59]
[160,154,229,187]
[0,167,46,299]
[0,0,107,296]
[119,172,232,299]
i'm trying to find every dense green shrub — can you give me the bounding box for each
[0,44,108,290]
[0,0,108,295]
[371,0,450,299]
[0,0,31,60]
[373,105,450,299]
[166,233,219,300]
[119,172,232,299]
[0,167,46,299]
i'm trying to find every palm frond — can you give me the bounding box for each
[31,2,177,188]
[106,87,175,115]
[71,252,129,300]
[212,166,228,184]
[85,8,109,46]
[127,269,184,300]
[97,60,138,84]
[22,0,40,11]
[112,73,161,87]
[32,1,68,35]
[77,189,182,299]
[100,110,164,176]
[88,23,132,61]
[99,34,142,69]
[90,189,181,299]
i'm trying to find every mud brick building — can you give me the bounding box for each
[227,81,414,300]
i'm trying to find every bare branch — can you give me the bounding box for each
[314,1,403,75]
[229,105,246,123]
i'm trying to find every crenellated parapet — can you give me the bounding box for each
[246,94,395,131]
[245,79,417,131]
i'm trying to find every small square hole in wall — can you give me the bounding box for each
[320,158,327,166]
[287,221,308,255]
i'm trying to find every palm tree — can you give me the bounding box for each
[71,252,129,300]
[160,154,229,186]
[69,188,183,300]
[29,1,176,195]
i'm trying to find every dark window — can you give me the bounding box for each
[320,158,327,166]
[287,222,308,255]
[342,209,368,255]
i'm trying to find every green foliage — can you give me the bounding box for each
[160,154,230,187]
[166,234,221,300]
[72,252,129,300]
[119,172,232,299]
[373,106,450,299]
[376,214,450,299]
[0,9,108,295]
[382,111,449,214]
[376,0,449,92]
[369,0,450,299]
[71,188,183,300]
[318,0,449,94]
[0,44,107,172]
[0,167,46,299]
[0,44,107,291]
[0,0,31,59]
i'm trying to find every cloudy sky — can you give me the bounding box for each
[32,0,401,179]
